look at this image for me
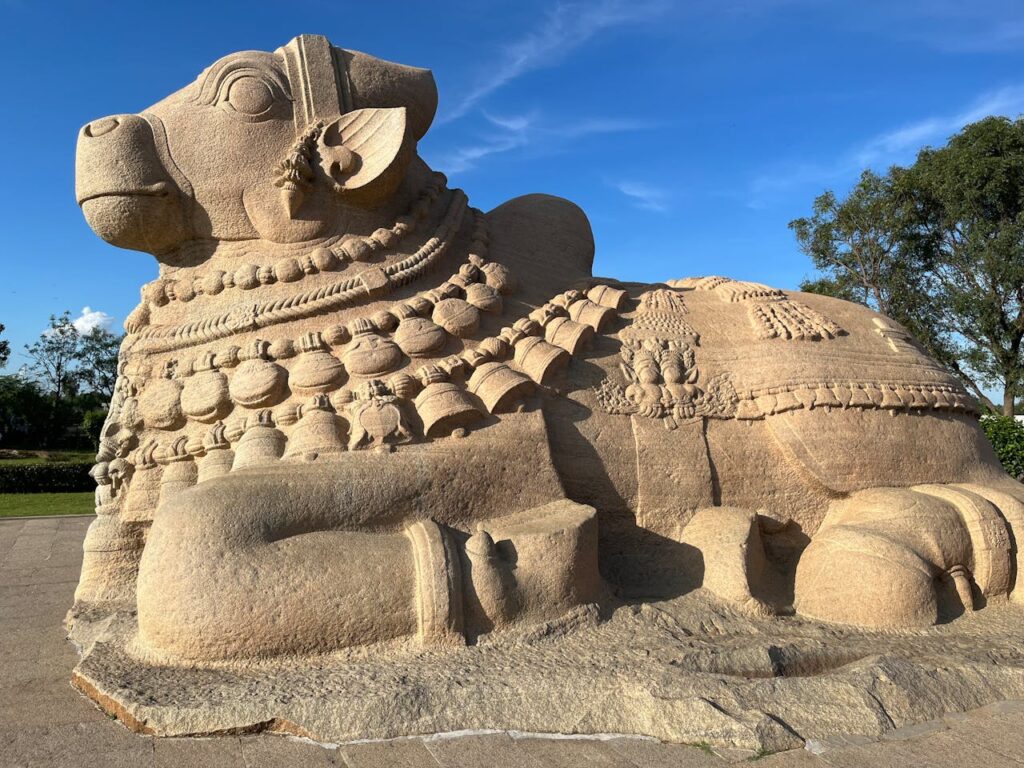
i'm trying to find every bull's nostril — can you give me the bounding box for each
[84,117,120,138]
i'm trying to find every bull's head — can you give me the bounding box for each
[76,35,437,260]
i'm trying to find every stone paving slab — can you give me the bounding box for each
[2,515,1024,768]
[339,738,441,768]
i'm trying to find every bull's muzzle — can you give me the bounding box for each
[76,113,190,255]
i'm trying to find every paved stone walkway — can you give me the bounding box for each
[1,515,1022,767]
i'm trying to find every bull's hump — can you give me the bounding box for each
[485,194,595,308]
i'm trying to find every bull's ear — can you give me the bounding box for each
[318,107,413,207]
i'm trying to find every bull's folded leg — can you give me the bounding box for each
[138,524,421,660]
[795,485,1017,627]
[136,471,602,661]
[795,520,943,627]
[460,499,602,640]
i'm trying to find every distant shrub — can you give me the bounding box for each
[81,409,108,450]
[980,415,1024,480]
[0,461,94,493]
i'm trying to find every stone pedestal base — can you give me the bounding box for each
[69,589,1024,752]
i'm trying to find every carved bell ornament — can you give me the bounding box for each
[343,319,403,376]
[196,449,234,483]
[157,459,197,507]
[289,333,345,395]
[232,413,286,470]
[195,423,234,483]
[468,362,535,414]
[413,367,483,438]
[156,437,197,506]
[180,353,231,423]
[568,299,615,333]
[121,464,161,523]
[544,316,594,356]
[118,440,158,522]
[513,336,570,387]
[284,398,346,460]
[138,377,184,430]
[586,284,628,310]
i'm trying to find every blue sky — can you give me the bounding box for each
[2,0,1023,369]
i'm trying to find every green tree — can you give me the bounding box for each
[76,327,121,400]
[792,117,1024,415]
[24,312,81,404]
[790,170,908,310]
[790,169,969,402]
[789,169,950,365]
[0,376,52,447]
[0,324,9,368]
[906,116,1024,416]
[80,407,109,449]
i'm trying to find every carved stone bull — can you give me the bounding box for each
[72,35,1023,669]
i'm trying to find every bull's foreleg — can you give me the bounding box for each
[136,454,602,661]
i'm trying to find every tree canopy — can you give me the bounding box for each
[0,313,122,449]
[0,324,9,369]
[24,312,82,404]
[77,326,121,401]
[792,116,1024,415]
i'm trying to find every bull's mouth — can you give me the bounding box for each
[79,182,189,255]
[77,181,173,206]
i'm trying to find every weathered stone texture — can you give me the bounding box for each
[65,34,1024,745]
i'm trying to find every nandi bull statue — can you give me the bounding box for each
[68,34,1023,740]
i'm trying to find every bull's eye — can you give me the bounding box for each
[198,55,291,122]
[225,76,275,116]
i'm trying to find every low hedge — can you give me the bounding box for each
[980,415,1024,481]
[0,461,95,493]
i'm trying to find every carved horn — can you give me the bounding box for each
[338,48,438,140]
[278,35,438,141]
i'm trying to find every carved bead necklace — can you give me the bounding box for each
[120,281,623,482]
[125,206,498,424]
[130,187,472,352]
[125,172,451,331]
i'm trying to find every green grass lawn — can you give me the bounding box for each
[0,492,94,517]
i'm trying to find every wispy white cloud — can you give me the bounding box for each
[854,85,1024,167]
[482,111,537,133]
[612,180,670,212]
[747,83,1024,208]
[439,0,668,125]
[560,117,655,138]
[72,306,114,335]
[433,110,655,174]
[438,135,527,175]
